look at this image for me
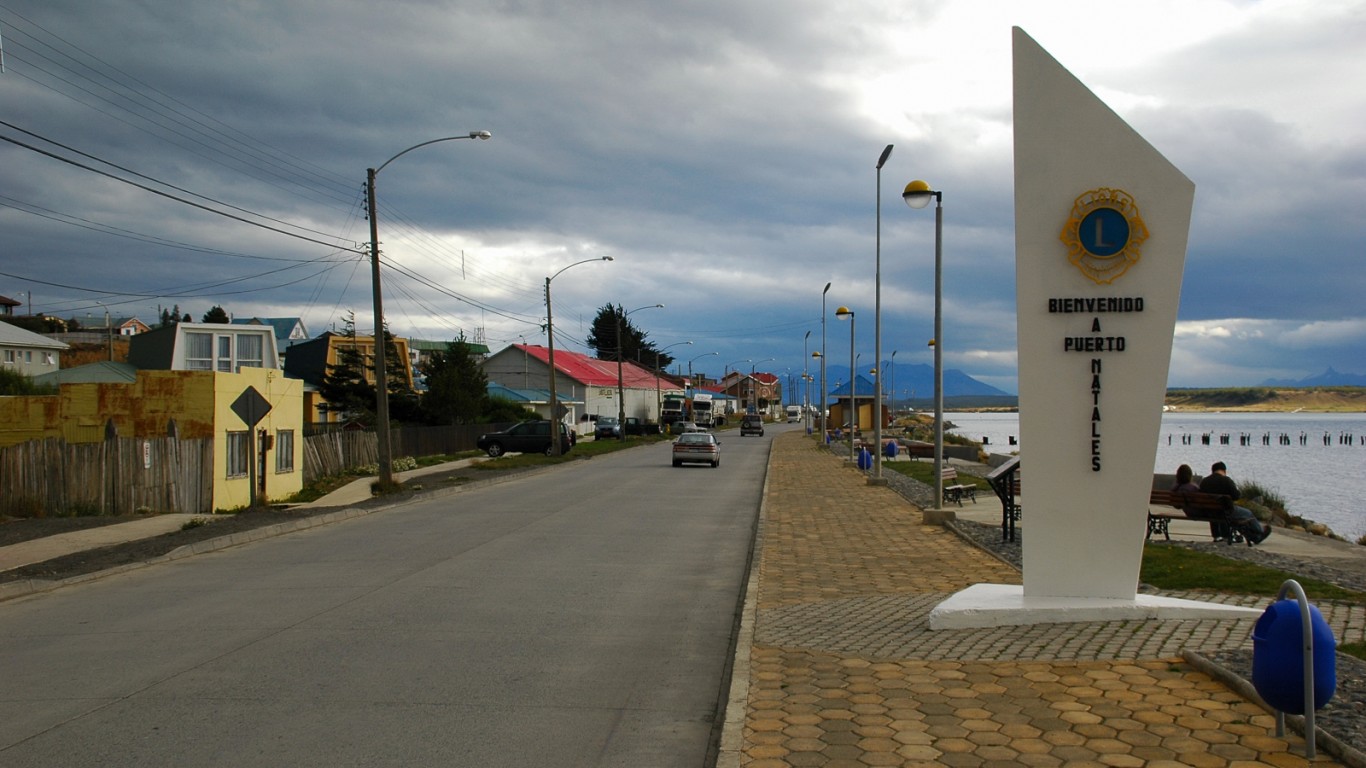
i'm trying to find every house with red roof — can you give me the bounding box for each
[482,344,681,436]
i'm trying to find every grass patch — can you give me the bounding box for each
[1339,641,1366,662]
[884,460,991,492]
[1140,544,1366,602]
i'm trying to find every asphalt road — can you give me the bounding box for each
[0,427,777,767]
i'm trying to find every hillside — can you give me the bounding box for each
[1164,387,1366,412]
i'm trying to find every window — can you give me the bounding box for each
[185,333,213,370]
[43,352,55,365]
[226,431,249,477]
[236,333,264,370]
[275,430,295,473]
[217,335,233,372]
[2,350,14,364]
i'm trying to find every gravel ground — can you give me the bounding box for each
[861,449,1366,766]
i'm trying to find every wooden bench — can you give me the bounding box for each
[941,466,976,506]
[1146,489,1241,543]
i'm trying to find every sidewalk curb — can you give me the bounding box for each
[714,436,772,768]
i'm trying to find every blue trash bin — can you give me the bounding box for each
[883,440,898,459]
[857,447,872,470]
[1251,599,1336,714]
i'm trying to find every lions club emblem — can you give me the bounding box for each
[1059,188,1148,284]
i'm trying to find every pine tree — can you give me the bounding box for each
[586,304,670,368]
[202,305,230,324]
[421,334,489,425]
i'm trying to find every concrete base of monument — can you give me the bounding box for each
[928,583,1263,630]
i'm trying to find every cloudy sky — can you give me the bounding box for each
[2,0,1363,394]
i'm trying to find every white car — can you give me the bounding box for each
[672,432,721,467]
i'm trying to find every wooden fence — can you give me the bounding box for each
[1,423,505,518]
[300,423,503,483]
[0,436,214,517]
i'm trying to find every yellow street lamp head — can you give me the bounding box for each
[811,351,822,358]
[903,180,934,209]
[835,306,854,319]
[927,339,936,347]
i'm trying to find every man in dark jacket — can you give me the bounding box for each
[1198,461,1271,545]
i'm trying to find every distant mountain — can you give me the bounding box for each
[820,362,1010,399]
[1259,367,1366,387]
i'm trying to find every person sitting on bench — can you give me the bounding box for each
[1198,461,1271,545]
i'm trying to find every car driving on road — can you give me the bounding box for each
[477,420,574,457]
[671,432,721,467]
[740,414,765,436]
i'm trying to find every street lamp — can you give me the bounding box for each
[688,351,718,385]
[803,330,812,431]
[366,130,491,485]
[835,306,856,463]
[872,143,893,483]
[889,350,898,421]
[615,304,663,439]
[655,340,692,422]
[820,282,831,441]
[904,179,944,513]
[546,256,613,455]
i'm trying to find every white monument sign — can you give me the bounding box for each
[930,28,1261,628]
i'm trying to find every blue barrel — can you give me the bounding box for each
[857,447,872,470]
[1251,599,1336,714]
[883,440,899,459]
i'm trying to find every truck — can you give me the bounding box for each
[691,393,715,427]
[786,405,802,423]
[661,393,687,428]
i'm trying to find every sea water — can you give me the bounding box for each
[945,411,1366,542]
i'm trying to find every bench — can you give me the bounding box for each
[941,466,976,506]
[1146,489,1242,543]
[900,441,934,460]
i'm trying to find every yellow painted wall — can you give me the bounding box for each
[0,369,304,510]
[212,369,304,510]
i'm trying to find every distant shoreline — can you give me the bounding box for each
[945,387,1366,414]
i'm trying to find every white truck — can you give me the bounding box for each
[786,405,802,423]
[691,393,715,427]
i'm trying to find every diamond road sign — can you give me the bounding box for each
[231,386,272,428]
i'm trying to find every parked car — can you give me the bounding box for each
[672,432,721,468]
[477,420,574,457]
[740,414,765,436]
[594,416,621,439]
[673,421,704,434]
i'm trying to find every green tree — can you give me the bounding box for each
[202,305,230,324]
[421,335,488,425]
[586,304,670,369]
[0,367,56,396]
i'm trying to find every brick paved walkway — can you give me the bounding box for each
[727,432,1350,767]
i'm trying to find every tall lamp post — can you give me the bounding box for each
[835,306,856,463]
[803,330,812,431]
[546,256,613,455]
[889,350,898,420]
[366,131,491,485]
[820,282,831,440]
[872,143,893,484]
[615,304,663,439]
[904,179,944,513]
[688,351,718,386]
